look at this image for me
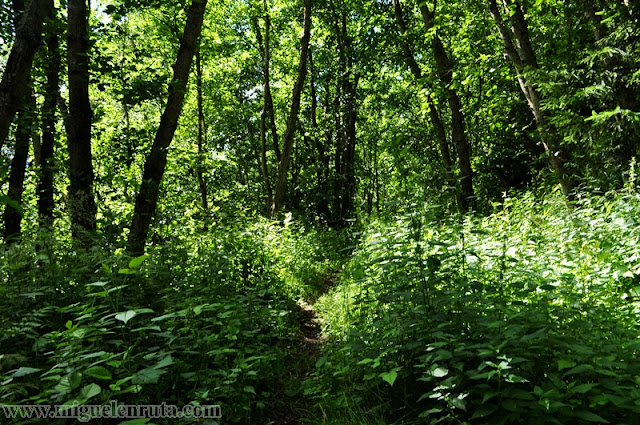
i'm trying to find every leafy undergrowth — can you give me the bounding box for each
[0,218,345,424]
[313,190,640,425]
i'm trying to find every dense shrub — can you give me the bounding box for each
[315,191,640,424]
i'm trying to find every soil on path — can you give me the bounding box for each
[267,271,338,425]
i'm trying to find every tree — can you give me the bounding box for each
[486,0,574,199]
[67,0,97,243]
[252,4,276,212]
[37,9,61,230]
[271,0,312,217]
[392,0,457,207]
[0,0,52,151]
[3,0,35,245]
[128,0,208,256]
[416,0,475,210]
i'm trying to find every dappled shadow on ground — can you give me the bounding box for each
[266,272,338,425]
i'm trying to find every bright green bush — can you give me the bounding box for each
[0,218,344,424]
[315,191,640,424]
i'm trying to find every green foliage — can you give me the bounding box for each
[314,191,640,424]
[0,218,344,424]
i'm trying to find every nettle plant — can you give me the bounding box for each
[0,219,340,424]
[315,191,640,424]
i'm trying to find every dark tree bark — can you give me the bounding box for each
[326,0,359,225]
[253,9,281,162]
[392,0,457,207]
[0,0,53,151]
[67,0,97,244]
[271,0,312,217]
[487,0,574,200]
[127,0,208,256]
[418,0,475,210]
[3,93,34,245]
[38,9,61,229]
[340,72,359,220]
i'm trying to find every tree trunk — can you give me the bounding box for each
[38,9,61,230]
[252,11,275,211]
[0,0,53,151]
[127,0,208,256]
[326,0,359,224]
[253,9,281,162]
[3,92,34,244]
[392,0,457,207]
[67,0,97,244]
[487,0,574,199]
[418,0,475,210]
[340,73,359,220]
[271,0,312,217]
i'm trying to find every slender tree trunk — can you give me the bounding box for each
[253,7,281,162]
[418,0,474,210]
[0,0,53,151]
[127,0,208,256]
[3,0,31,244]
[326,0,359,224]
[38,10,61,229]
[271,0,312,217]
[3,92,34,244]
[253,11,275,211]
[263,12,281,162]
[195,44,209,213]
[392,0,457,207]
[487,0,574,199]
[67,0,97,244]
[341,73,359,220]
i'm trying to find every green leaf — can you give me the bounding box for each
[243,385,256,394]
[129,254,149,269]
[571,383,597,394]
[55,371,82,395]
[420,408,443,417]
[315,355,327,369]
[11,367,41,377]
[380,369,398,387]
[132,368,166,384]
[432,367,449,378]
[558,359,576,370]
[450,396,467,411]
[85,366,112,380]
[115,310,137,324]
[153,355,174,369]
[118,419,151,425]
[574,411,610,423]
[471,404,497,419]
[78,383,101,401]
[564,364,594,376]
[0,195,24,216]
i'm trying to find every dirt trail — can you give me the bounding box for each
[267,272,338,425]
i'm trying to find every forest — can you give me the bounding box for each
[1,0,640,423]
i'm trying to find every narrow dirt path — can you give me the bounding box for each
[267,272,338,425]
